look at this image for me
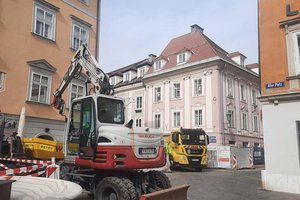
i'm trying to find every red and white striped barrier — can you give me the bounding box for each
[232,154,237,169]
[0,157,59,179]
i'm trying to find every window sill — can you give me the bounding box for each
[193,94,204,98]
[171,97,182,101]
[31,32,56,44]
[26,100,51,106]
[227,95,234,99]
[154,101,162,104]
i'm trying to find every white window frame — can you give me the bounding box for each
[240,83,246,101]
[154,60,162,71]
[251,89,257,105]
[154,87,162,103]
[253,115,259,132]
[136,96,142,110]
[154,113,161,129]
[291,30,300,75]
[227,78,234,97]
[241,112,248,130]
[137,67,145,78]
[110,77,116,85]
[0,72,5,92]
[193,109,203,127]
[71,22,89,50]
[123,72,130,82]
[173,83,181,99]
[227,109,235,128]
[28,71,52,104]
[173,111,181,127]
[177,52,186,64]
[33,3,56,40]
[135,118,142,127]
[69,82,85,108]
[193,78,203,96]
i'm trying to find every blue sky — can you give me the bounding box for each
[99,0,258,73]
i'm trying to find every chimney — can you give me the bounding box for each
[148,54,157,62]
[191,24,204,33]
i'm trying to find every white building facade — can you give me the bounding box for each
[110,25,263,147]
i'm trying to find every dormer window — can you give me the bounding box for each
[177,53,186,64]
[123,72,130,82]
[110,77,116,85]
[137,67,145,78]
[154,60,162,71]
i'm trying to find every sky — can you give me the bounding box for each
[99,0,258,73]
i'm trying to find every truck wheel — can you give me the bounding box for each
[148,171,171,190]
[169,156,178,171]
[121,178,138,200]
[96,177,131,200]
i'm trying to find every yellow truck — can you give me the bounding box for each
[167,128,209,171]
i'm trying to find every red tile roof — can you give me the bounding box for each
[246,63,259,69]
[147,30,231,74]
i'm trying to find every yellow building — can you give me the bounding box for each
[0,0,100,141]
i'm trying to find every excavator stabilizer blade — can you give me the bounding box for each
[139,184,189,200]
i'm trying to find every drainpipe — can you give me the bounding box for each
[95,0,101,62]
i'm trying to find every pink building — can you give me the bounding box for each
[109,25,263,147]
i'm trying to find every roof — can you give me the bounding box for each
[108,59,150,77]
[246,63,259,69]
[228,51,247,59]
[146,29,233,74]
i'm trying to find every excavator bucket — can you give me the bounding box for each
[139,184,189,200]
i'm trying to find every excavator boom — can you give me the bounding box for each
[52,44,113,109]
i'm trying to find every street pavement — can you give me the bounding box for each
[166,167,300,200]
[77,166,300,200]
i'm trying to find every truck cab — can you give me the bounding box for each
[167,128,209,171]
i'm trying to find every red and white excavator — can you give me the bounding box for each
[51,44,189,199]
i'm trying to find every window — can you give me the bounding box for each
[229,140,236,146]
[292,31,300,75]
[33,4,56,40]
[29,72,50,104]
[252,89,257,105]
[254,143,260,147]
[242,142,249,147]
[72,23,89,50]
[227,78,234,97]
[138,67,145,78]
[194,109,203,126]
[135,119,142,127]
[154,114,161,128]
[136,96,142,110]
[194,79,203,96]
[173,112,181,127]
[241,113,248,130]
[123,72,130,82]
[227,110,234,128]
[0,72,5,91]
[240,84,246,101]
[173,83,181,98]
[177,53,186,64]
[110,77,116,85]
[253,115,259,132]
[154,87,161,103]
[154,61,162,71]
[70,83,84,107]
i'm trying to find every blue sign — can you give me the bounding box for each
[266,82,285,89]
[209,136,216,143]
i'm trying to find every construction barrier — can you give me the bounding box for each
[0,157,60,179]
[207,146,254,169]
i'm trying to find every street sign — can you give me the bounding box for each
[266,81,284,89]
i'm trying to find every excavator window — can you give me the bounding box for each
[97,97,124,124]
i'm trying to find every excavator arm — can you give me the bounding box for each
[52,44,113,110]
